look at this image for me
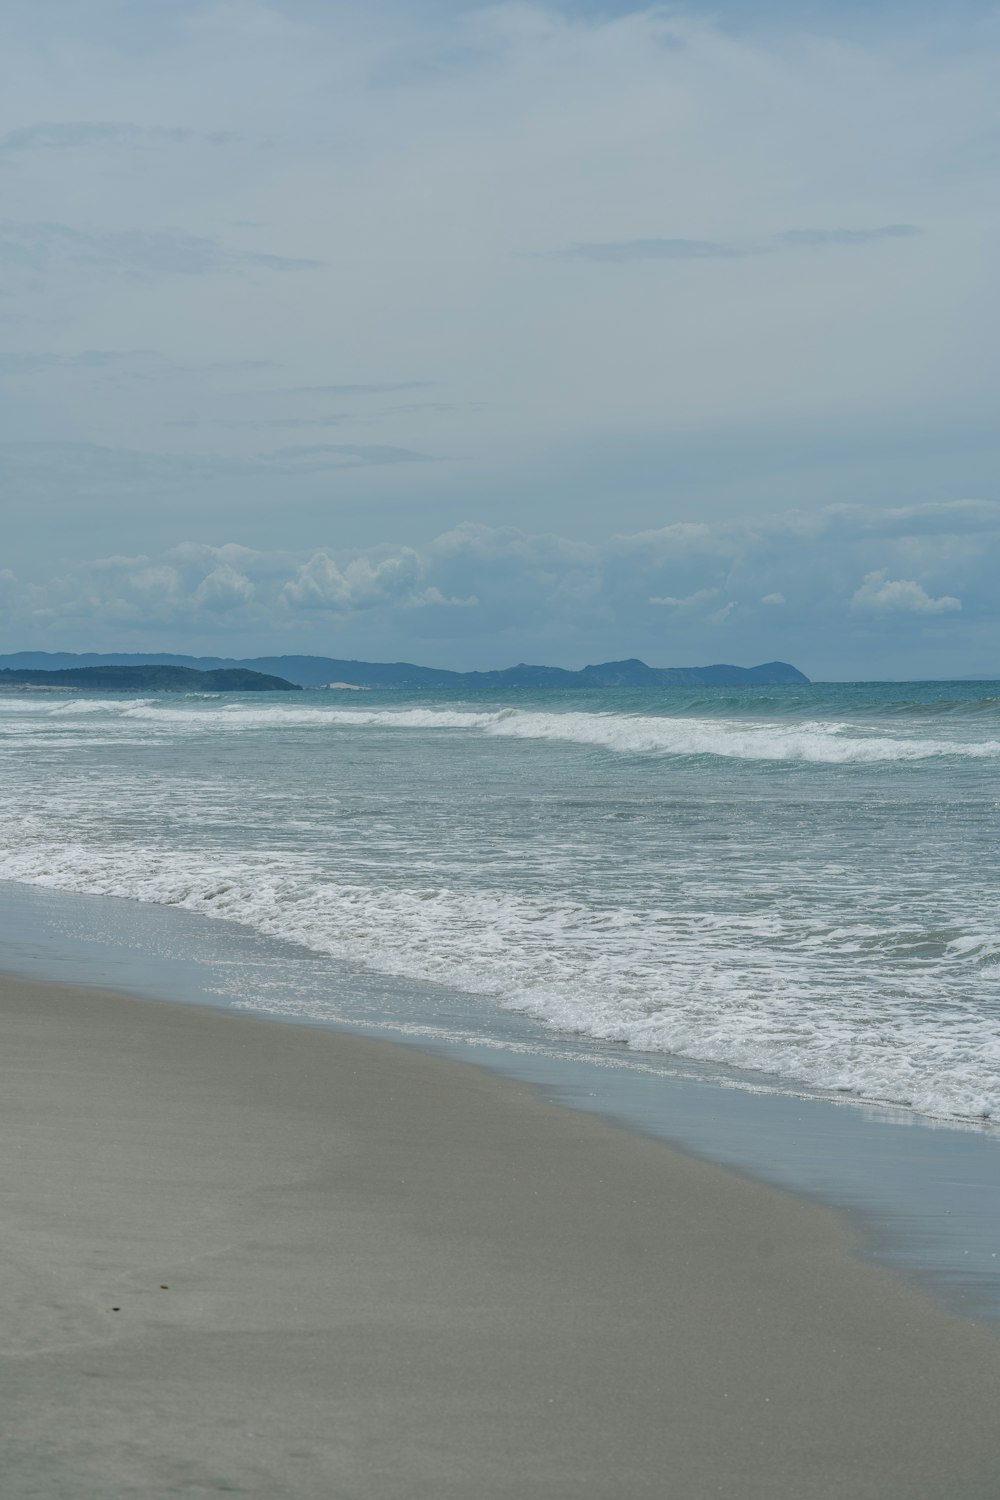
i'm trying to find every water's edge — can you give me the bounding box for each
[3,877,999,1326]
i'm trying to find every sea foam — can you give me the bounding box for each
[1,837,997,1124]
[1,683,999,1125]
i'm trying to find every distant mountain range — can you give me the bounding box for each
[0,652,809,689]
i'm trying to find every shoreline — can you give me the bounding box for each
[5,968,1000,1498]
[3,877,1000,1326]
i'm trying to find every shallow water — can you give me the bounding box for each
[2,878,999,1322]
[1,680,998,1124]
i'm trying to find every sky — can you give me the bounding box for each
[1,0,998,678]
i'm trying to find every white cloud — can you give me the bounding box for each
[707,601,738,625]
[279,549,425,613]
[648,588,721,612]
[193,563,255,611]
[851,570,962,615]
[8,501,993,675]
[408,586,479,609]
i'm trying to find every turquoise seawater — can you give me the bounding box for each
[2,680,998,1125]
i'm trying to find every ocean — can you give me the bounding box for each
[2,678,998,1130]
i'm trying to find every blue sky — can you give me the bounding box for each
[1,0,998,677]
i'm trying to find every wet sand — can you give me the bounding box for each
[3,971,1000,1499]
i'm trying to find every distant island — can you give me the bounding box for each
[0,653,809,690]
[0,665,302,693]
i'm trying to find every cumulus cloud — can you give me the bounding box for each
[9,502,989,670]
[192,563,255,612]
[851,570,962,614]
[28,545,268,629]
[279,550,425,613]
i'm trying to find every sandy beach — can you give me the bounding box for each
[3,972,1000,1499]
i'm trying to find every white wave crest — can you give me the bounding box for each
[13,698,998,764]
[483,712,1000,763]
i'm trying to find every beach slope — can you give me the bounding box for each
[2,972,999,1499]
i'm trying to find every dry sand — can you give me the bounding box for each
[3,970,1000,1499]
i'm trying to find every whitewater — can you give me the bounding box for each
[2,680,998,1125]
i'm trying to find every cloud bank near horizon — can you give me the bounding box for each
[3,500,996,679]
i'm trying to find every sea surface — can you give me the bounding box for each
[2,679,999,1128]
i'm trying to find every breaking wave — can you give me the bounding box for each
[11,696,999,764]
